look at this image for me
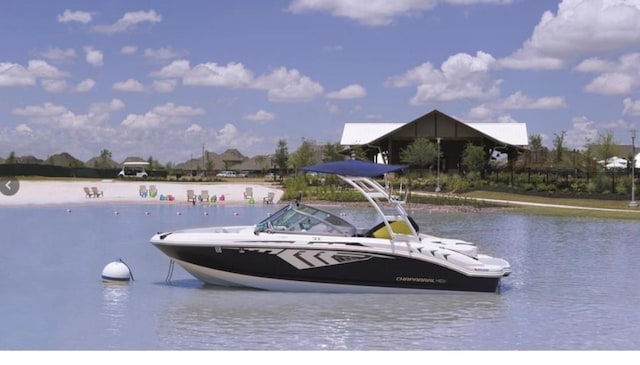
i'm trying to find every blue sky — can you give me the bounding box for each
[1,0,640,164]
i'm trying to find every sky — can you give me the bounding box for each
[1,0,640,164]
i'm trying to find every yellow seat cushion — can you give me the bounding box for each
[371,220,412,239]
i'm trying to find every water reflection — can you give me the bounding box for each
[154,285,506,350]
[101,283,131,337]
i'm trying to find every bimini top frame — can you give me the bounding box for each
[300,160,420,243]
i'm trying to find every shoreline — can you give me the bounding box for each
[0,179,284,207]
[0,179,502,214]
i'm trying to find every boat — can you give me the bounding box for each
[150,160,511,293]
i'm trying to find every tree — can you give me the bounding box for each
[594,131,617,168]
[95,149,112,168]
[289,138,316,171]
[6,151,17,164]
[399,138,438,175]
[147,156,160,170]
[165,161,174,175]
[553,131,566,164]
[205,159,214,175]
[254,155,268,173]
[274,139,289,177]
[461,143,486,176]
[528,134,545,166]
[322,142,344,162]
[349,146,368,160]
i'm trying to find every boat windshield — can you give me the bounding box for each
[255,203,357,236]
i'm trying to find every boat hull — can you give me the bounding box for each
[153,244,503,293]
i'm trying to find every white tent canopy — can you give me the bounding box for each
[599,156,628,170]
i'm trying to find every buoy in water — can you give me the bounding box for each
[101,260,132,282]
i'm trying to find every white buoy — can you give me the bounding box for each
[101,260,132,282]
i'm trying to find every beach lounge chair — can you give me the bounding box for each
[263,192,275,204]
[83,187,94,198]
[149,185,158,198]
[91,187,104,197]
[139,185,148,198]
[200,190,210,203]
[187,189,196,203]
[244,187,253,199]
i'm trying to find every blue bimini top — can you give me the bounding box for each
[300,159,407,178]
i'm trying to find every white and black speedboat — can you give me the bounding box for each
[150,160,511,293]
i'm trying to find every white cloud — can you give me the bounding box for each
[499,0,640,70]
[152,79,178,93]
[244,109,275,121]
[326,84,367,99]
[120,103,205,130]
[467,104,494,119]
[57,10,93,24]
[564,116,600,149]
[150,59,191,78]
[15,124,33,133]
[288,0,511,26]
[186,124,203,133]
[121,45,138,55]
[110,99,125,111]
[326,102,340,114]
[216,123,240,142]
[12,102,68,118]
[500,91,566,110]
[576,53,640,95]
[75,79,96,92]
[92,10,162,34]
[40,78,95,93]
[623,97,640,116]
[40,47,76,63]
[11,99,124,130]
[385,51,499,104]
[113,78,145,92]
[288,0,437,26]
[184,62,254,88]
[0,63,35,86]
[41,79,68,93]
[153,102,204,117]
[152,60,324,102]
[27,60,68,78]
[121,112,162,129]
[253,67,324,102]
[144,47,185,61]
[84,47,104,66]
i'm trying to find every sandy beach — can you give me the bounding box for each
[0,179,284,207]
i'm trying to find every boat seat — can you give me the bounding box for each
[363,216,419,239]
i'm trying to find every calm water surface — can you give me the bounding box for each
[1,202,639,350]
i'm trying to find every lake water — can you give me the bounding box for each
[1,202,639,351]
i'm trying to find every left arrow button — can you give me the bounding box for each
[0,177,20,196]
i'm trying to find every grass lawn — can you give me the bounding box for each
[459,190,640,220]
